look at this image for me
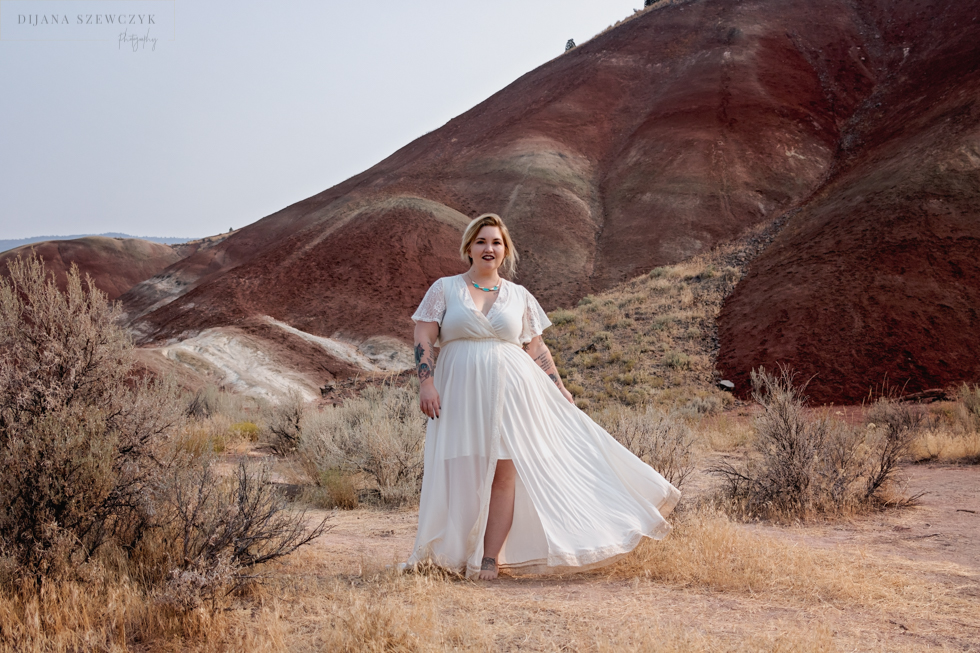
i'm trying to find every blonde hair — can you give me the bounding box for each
[460,213,519,278]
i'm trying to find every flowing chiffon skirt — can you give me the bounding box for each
[407,336,681,578]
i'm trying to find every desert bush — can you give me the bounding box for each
[0,255,183,579]
[185,385,222,419]
[663,350,690,370]
[679,393,725,418]
[155,461,329,610]
[863,398,923,498]
[230,420,261,442]
[303,468,360,510]
[549,308,576,325]
[299,382,425,506]
[711,368,922,520]
[596,406,697,489]
[265,391,305,455]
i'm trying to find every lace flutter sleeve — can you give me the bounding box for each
[412,278,446,325]
[519,287,553,344]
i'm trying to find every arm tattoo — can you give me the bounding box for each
[416,340,436,383]
[532,349,561,387]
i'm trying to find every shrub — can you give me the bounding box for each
[304,468,360,510]
[664,350,690,370]
[597,406,697,489]
[0,254,326,608]
[679,393,724,418]
[156,461,329,610]
[565,382,586,397]
[230,421,261,442]
[0,255,182,579]
[863,398,923,498]
[186,385,222,419]
[299,383,425,506]
[265,391,305,455]
[549,308,576,326]
[711,368,922,520]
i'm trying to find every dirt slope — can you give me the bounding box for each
[0,236,183,300]
[717,0,980,402]
[117,0,979,403]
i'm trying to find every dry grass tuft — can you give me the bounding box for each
[911,385,980,463]
[911,428,980,463]
[603,506,915,607]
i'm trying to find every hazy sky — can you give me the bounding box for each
[0,0,640,240]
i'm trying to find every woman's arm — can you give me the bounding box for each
[525,335,575,404]
[414,321,441,418]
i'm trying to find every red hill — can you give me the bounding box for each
[0,237,183,301]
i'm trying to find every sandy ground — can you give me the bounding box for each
[283,462,979,652]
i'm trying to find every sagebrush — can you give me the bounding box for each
[0,255,181,579]
[299,381,425,506]
[711,367,921,520]
[595,405,698,489]
[0,254,324,620]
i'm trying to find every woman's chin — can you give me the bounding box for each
[476,261,501,274]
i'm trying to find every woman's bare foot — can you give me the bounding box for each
[478,556,498,580]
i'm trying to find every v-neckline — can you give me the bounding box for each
[461,274,504,320]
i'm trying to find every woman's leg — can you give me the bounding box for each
[479,459,517,580]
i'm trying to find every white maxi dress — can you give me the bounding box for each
[407,274,680,579]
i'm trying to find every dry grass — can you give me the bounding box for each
[910,386,980,463]
[603,506,917,606]
[697,413,755,452]
[910,428,980,462]
[544,257,736,411]
[3,453,978,652]
[544,242,760,412]
[6,501,965,652]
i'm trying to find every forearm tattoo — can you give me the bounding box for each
[532,349,561,388]
[414,340,435,383]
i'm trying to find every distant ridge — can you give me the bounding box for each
[0,233,194,254]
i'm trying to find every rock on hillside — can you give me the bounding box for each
[119,0,979,403]
[0,236,183,301]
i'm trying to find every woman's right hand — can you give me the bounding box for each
[419,380,441,419]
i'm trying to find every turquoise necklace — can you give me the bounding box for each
[467,274,500,292]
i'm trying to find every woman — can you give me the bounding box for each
[407,213,680,580]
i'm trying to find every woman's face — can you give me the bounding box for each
[468,225,506,275]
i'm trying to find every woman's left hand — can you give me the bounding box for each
[559,386,574,404]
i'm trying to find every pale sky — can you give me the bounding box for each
[0,0,641,240]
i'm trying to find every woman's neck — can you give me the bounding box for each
[466,267,501,287]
